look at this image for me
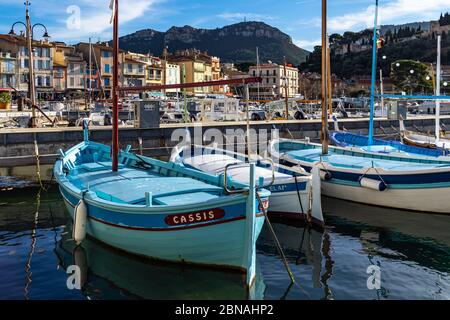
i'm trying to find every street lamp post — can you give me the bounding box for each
[9,0,50,127]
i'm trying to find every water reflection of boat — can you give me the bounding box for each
[258,219,325,289]
[323,197,450,273]
[55,229,266,300]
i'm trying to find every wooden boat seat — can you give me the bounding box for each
[80,161,125,172]
[87,176,222,204]
[154,191,219,206]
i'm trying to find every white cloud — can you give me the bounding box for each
[329,0,450,32]
[49,0,158,41]
[294,38,321,51]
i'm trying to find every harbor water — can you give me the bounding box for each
[1,186,450,300]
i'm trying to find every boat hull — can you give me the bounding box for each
[268,190,309,219]
[321,180,450,213]
[271,139,450,214]
[61,187,265,271]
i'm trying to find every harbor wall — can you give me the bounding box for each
[1,116,450,184]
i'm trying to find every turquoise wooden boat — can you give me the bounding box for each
[54,126,270,288]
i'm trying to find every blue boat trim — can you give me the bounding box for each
[331,131,448,157]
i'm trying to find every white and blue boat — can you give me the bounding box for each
[269,138,450,214]
[171,144,324,227]
[54,126,270,287]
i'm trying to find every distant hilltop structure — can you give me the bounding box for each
[331,12,450,56]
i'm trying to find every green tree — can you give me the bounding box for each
[390,60,433,94]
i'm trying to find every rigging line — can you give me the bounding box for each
[293,174,306,216]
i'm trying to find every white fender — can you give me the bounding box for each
[360,177,387,192]
[73,199,88,245]
[332,115,340,132]
[310,166,324,226]
[319,169,332,181]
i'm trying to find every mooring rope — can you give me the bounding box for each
[255,192,295,284]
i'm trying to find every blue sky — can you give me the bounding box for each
[0,0,449,51]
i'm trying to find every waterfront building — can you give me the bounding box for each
[0,51,17,90]
[52,45,67,98]
[0,34,53,100]
[122,54,146,87]
[164,62,181,93]
[169,49,216,96]
[76,42,119,99]
[248,62,299,100]
[54,43,86,98]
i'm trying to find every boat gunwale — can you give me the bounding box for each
[55,142,271,214]
[173,143,312,182]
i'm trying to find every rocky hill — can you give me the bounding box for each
[115,22,310,65]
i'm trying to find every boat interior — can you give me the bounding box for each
[59,142,249,207]
[275,140,450,170]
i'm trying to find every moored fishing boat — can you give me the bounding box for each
[170,144,324,227]
[270,138,450,214]
[330,127,448,157]
[55,126,270,284]
[400,119,450,152]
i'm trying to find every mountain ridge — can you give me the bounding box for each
[115,21,310,65]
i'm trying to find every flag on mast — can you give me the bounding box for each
[109,0,116,24]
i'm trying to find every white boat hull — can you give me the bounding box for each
[322,181,450,213]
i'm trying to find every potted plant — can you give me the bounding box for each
[0,91,12,110]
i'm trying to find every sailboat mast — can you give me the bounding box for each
[326,34,332,117]
[256,47,260,101]
[284,56,289,120]
[89,37,92,105]
[321,0,329,155]
[112,0,119,172]
[435,34,441,143]
[368,0,379,146]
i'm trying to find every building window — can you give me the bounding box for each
[80,78,84,86]
[105,64,110,73]
[69,77,74,86]
[104,78,110,86]
[69,63,74,73]
[128,64,133,72]
[102,51,110,58]
[266,70,269,76]
[273,70,276,76]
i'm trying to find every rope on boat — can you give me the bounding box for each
[293,175,308,223]
[33,136,54,192]
[358,162,388,190]
[318,157,332,180]
[255,191,295,284]
[33,136,45,191]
